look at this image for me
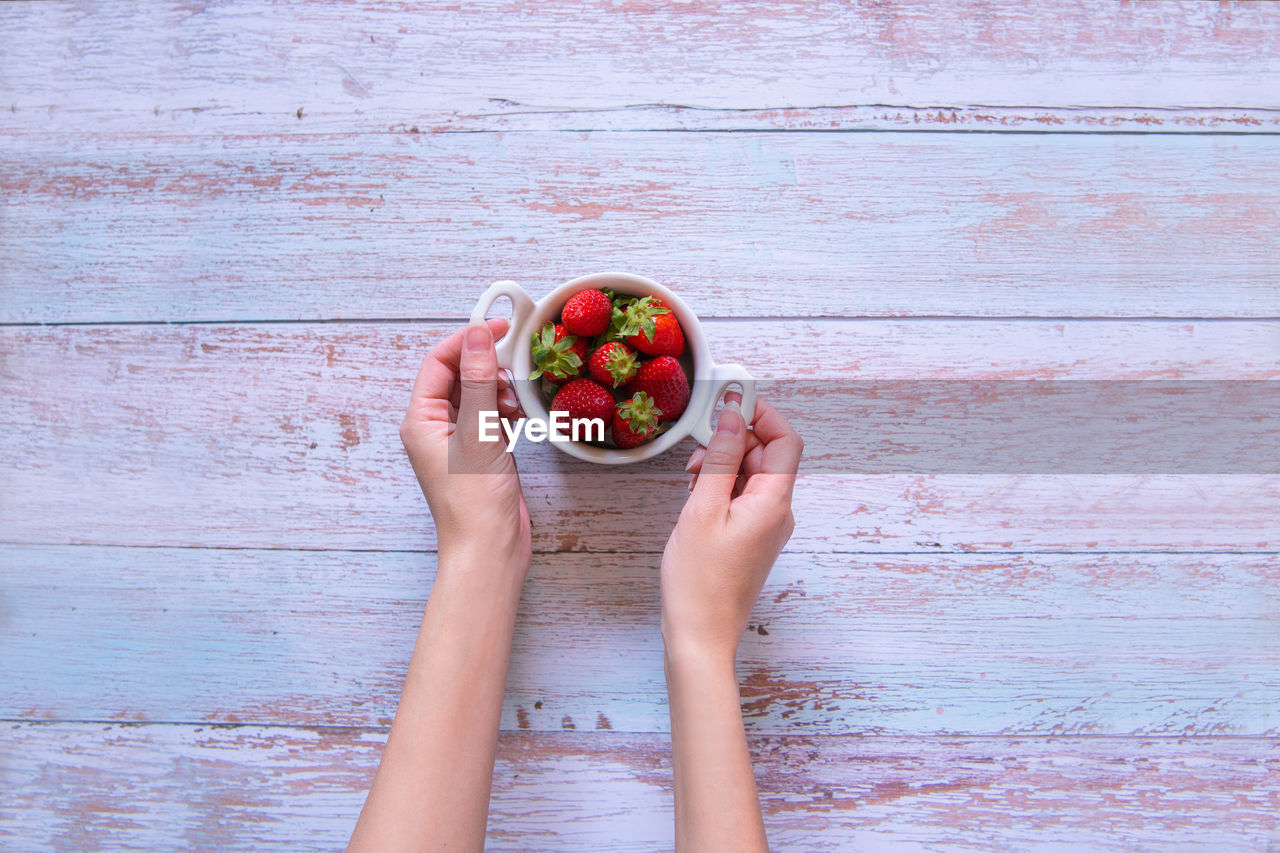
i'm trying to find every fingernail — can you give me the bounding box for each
[688,473,696,491]
[465,324,491,354]
[499,388,518,408]
[717,401,743,435]
[684,447,705,472]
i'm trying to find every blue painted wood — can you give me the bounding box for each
[3,545,1277,736]
[3,322,1277,553]
[4,724,1279,851]
[2,0,1277,137]
[2,0,1277,845]
[2,132,1279,322]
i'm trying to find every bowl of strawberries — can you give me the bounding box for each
[470,272,756,464]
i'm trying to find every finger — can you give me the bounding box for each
[686,432,761,476]
[743,398,803,502]
[721,390,748,478]
[410,318,510,406]
[691,467,754,495]
[690,401,748,506]
[749,398,803,476]
[456,323,500,440]
[741,438,766,480]
[497,372,523,420]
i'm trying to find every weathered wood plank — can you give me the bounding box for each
[3,545,1276,735]
[2,0,1278,137]
[3,132,1279,322]
[342,105,1280,135]
[3,724,1277,851]
[2,322,1277,553]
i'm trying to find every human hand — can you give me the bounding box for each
[353,321,532,853]
[660,394,803,662]
[400,319,531,577]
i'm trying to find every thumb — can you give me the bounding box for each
[690,401,747,505]
[457,323,499,441]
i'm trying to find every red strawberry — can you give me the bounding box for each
[550,378,615,440]
[627,312,684,356]
[560,325,591,362]
[617,296,684,356]
[612,391,663,448]
[561,289,613,337]
[587,341,638,388]
[529,322,588,385]
[625,356,689,422]
[615,296,662,335]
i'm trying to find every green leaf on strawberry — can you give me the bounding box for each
[612,391,664,448]
[588,341,639,388]
[618,391,662,432]
[614,296,670,341]
[592,304,627,345]
[529,321,584,381]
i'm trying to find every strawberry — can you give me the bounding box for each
[614,295,664,336]
[618,296,684,356]
[627,312,684,356]
[550,378,615,439]
[591,303,631,346]
[560,325,591,363]
[587,341,638,388]
[529,322,588,384]
[612,391,663,448]
[561,289,613,337]
[625,355,689,422]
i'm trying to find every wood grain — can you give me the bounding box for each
[3,724,1278,851]
[2,0,1277,137]
[3,0,1277,843]
[393,104,1280,135]
[3,545,1275,735]
[3,132,1279,322]
[3,321,1277,553]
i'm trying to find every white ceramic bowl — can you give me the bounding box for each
[470,272,756,465]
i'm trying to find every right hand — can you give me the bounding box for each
[399,320,531,578]
[660,395,803,662]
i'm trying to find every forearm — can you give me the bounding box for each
[349,549,526,852]
[664,645,769,853]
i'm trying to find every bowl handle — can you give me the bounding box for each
[470,280,536,370]
[690,363,757,446]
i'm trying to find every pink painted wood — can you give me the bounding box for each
[1,0,1277,848]
[1,0,1277,135]
[3,545,1276,735]
[2,322,1277,552]
[3,724,1278,851]
[2,133,1278,322]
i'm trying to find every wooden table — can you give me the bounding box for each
[3,2,1278,849]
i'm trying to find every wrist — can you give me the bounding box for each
[435,545,528,608]
[662,634,738,681]
[660,612,742,668]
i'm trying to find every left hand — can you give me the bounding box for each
[400,319,531,577]
[661,394,802,662]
